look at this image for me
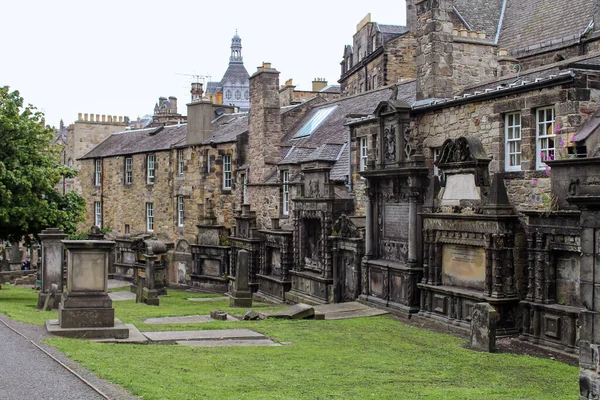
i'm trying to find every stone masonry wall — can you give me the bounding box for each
[415,77,600,211]
[452,39,499,95]
[384,33,418,84]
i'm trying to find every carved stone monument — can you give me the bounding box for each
[37,228,67,309]
[229,249,253,307]
[46,239,129,339]
[131,238,168,306]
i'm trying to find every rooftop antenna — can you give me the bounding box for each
[176,73,212,86]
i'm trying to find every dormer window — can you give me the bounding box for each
[372,35,377,52]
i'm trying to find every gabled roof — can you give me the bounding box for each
[80,124,187,159]
[498,0,597,56]
[377,24,410,44]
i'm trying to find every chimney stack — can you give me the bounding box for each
[191,82,204,102]
[187,100,213,145]
[312,78,328,92]
[412,0,454,100]
[169,96,178,113]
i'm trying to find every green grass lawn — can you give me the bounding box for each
[0,284,579,400]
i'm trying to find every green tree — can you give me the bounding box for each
[0,86,86,243]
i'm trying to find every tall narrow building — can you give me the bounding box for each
[206,32,250,111]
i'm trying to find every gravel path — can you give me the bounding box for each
[0,314,140,400]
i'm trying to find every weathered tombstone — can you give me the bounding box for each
[262,303,315,320]
[210,310,228,320]
[43,283,58,311]
[469,303,497,352]
[229,249,253,307]
[45,239,129,339]
[8,244,21,271]
[37,228,67,309]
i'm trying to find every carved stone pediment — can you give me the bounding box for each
[332,214,361,239]
[436,136,491,187]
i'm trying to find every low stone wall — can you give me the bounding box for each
[1,269,38,284]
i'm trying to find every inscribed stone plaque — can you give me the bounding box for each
[71,252,106,292]
[442,174,480,203]
[442,244,486,290]
[203,259,220,277]
[383,203,409,239]
[123,251,136,264]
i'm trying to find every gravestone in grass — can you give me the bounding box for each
[229,249,253,307]
[469,302,497,352]
[37,228,67,309]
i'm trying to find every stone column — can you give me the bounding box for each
[38,228,67,309]
[230,249,252,307]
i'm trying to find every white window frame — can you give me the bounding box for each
[282,170,290,216]
[536,107,555,170]
[372,75,378,90]
[177,149,184,176]
[359,136,368,172]
[147,154,155,184]
[206,150,211,173]
[125,157,132,184]
[94,159,102,186]
[372,35,377,52]
[177,196,184,227]
[505,112,522,171]
[146,202,154,232]
[223,155,232,190]
[94,201,102,228]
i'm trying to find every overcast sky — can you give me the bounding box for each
[2,0,407,128]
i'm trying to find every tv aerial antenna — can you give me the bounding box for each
[176,73,211,86]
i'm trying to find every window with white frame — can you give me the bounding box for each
[372,75,378,90]
[359,136,368,172]
[282,170,290,216]
[357,46,362,62]
[536,107,555,170]
[177,149,184,176]
[147,154,155,184]
[146,202,154,232]
[504,113,522,171]
[94,201,102,228]
[125,157,132,184]
[206,150,211,173]
[177,196,184,227]
[372,35,377,52]
[223,155,232,190]
[94,159,102,186]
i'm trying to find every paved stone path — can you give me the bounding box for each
[108,291,137,301]
[0,314,139,400]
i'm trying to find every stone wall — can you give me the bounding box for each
[451,38,499,95]
[384,33,417,84]
[414,77,600,211]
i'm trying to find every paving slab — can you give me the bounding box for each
[143,314,238,324]
[186,296,229,302]
[109,291,136,301]
[323,308,389,320]
[108,279,130,289]
[142,329,265,342]
[177,339,281,347]
[93,324,148,344]
[313,302,368,314]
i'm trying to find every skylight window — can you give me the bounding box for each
[293,106,337,138]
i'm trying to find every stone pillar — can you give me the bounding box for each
[229,249,252,307]
[38,228,67,309]
[46,239,128,339]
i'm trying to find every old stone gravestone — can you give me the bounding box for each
[229,249,253,307]
[37,228,67,309]
[469,302,497,352]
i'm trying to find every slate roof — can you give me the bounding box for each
[206,81,220,94]
[498,0,597,56]
[453,0,504,40]
[330,144,350,182]
[281,85,395,149]
[219,63,250,86]
[378,24,410,44]
[320,85,342,93]
[80,125,187,159]
[570,55,600,69]
[203,114,248,145]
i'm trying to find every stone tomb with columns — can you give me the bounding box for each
[356,100,429,314]
[46,239,129,339]
[417,136,520,336]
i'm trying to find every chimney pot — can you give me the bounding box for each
[78,113,82,121]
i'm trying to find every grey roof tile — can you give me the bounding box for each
[454,0,504,39]
[219,63,250,86]
[498,0,597,55]
[203,114,248,144]
[330,144,350,182]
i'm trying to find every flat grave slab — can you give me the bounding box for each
[313,302,367,314]
[142,328,264,342]
[186,296,229,302]
[261,303,314,319]
[109,291,136,301]
[93,324,148,344]
[323,308,388,320]
[108,279,130,289]
[143,314,238,324]
[177,339,281,347]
